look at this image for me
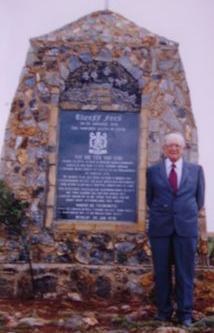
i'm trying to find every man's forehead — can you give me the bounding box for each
[165,139,183,146]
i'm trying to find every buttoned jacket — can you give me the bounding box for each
[146,159,205,237]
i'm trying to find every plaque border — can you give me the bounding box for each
[45,106,148,233]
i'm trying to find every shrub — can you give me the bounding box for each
[0,180,35,296]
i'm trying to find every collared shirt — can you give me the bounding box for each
[165,157,183,188]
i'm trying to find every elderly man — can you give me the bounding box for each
[146,132,205,327]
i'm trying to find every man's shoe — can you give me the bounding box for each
[180,319,192,327]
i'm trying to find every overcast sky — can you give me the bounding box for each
[0,0,214,232]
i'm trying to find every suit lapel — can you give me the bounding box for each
[178,161,190,191]
[158,159,190,193]
[158,160,172,191]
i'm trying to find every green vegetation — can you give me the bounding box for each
[0,180,35,295]
[0,180,29,233]
[208,236,214,265]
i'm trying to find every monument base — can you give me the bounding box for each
[0,262,212,299]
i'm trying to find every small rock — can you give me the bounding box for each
[39,233,55,246]
[98,313,118,322]
[58,318,64,325]
[95,276,111,299]
[79,52,93,63]
[106,330,129,333]
[0,312,8,325]
[26,53,38,66]
[18,317,48,327]
[24,76,36,88]
[68,292,82,301]
[59,63,69,79]
[124,311,142,322]
[62,315,83,330]
[126,281,143,294]
[43,292,57,299]
[121,305,131,313]
[38,122,48,132]
[97,49,112,61]
[17,149,28,165]
[115,242,135,253]
[106,306,120,313]
[193,315,214,327]
[69,55,80,72]
[158,59,174,70]
[75,248,90,264]
[15,136,24,149]
[14,312,22,319]
[90,250,104,262]
[154,327,186,333]
[83,313,98,326]
[81,241,93,250]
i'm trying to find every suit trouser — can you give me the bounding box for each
[150,233,197,320]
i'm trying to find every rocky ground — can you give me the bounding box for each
[0,298,214,333]
[0,294,213,331]
[0,270,214,332]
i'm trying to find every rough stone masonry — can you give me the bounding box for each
[0,10,208,299]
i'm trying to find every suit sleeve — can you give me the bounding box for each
[196,165,205,210]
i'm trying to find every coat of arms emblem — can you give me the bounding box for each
[89,132,108,155]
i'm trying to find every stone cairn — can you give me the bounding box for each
[0,10,208,299]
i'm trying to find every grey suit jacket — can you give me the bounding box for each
[146,159,205,237]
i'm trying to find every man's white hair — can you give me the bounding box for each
[164,132,185,148]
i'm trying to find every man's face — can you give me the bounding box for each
[163,140,184,162]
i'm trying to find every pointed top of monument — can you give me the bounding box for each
[32,10,177,47]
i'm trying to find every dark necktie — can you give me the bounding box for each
[169,163,177,193]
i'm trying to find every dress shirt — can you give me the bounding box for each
[165,158,183,188]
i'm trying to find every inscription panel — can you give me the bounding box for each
[56,110,139,223]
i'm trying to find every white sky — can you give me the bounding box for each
[0,0,214,232]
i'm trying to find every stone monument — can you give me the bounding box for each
[0,10,207,298]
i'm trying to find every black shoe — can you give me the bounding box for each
[154,314,171,322]
[180,319,192,327]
